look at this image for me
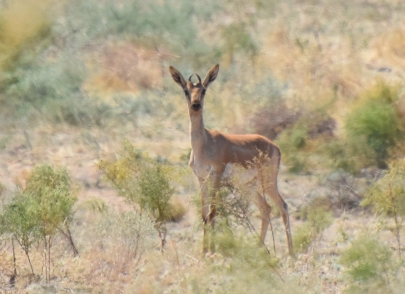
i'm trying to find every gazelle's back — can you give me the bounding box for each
[206,129,280,167]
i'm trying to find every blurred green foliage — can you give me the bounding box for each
[63,0,223,67]
[362,163,405,218]
[340,234,396,293]
[98,141,176,222]
[0,0,277,128]
[21,165,77,236]
[362,163,405,256]
[3,165,77,240]
[345,83,404,169]
[98,140,186,248]
[0,0,53,72]
[210,231,280,293]
[1,165,77,274]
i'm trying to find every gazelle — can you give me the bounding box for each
[169,64,293,256]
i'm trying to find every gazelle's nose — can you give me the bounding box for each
[191,103,201,111]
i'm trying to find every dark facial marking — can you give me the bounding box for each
[191,102,201,111]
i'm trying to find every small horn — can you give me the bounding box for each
[188,74,193,83]
[196,74,202,84]
[196,74,201,84]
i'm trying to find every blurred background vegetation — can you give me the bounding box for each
[1,0,405,292]
[1,0,404,171]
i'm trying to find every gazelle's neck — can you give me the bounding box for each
[189,111,206,150]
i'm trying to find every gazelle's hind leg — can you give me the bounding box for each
[254,192,272,245]
[263,155,294,256]
[266,181,293,256]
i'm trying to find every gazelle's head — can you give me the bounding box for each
[169,64,219,114]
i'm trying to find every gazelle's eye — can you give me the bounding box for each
[184,90,190,98]
[202,89,206,95]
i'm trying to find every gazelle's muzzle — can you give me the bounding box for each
[191,102,201,111]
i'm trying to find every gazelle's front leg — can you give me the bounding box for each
[206,171,223,253]
[198,177,210,254]
[198,169,222,254]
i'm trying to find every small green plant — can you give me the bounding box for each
[98,141,185,250]
[340,234,395,293]
[362,163,405,257]
[212,232,281,293]
[293,202,333,253]
[345,83,404,170]
[2,193,39,275]
[3,165,77,282]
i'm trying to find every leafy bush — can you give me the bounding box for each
[2,165,77,281]
[345,83,404,169]
[340,234,395,293]
[2,193,39,274]
[362,163,405,257]
[98,141,185,250]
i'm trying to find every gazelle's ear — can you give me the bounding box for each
[169,66,187,89]
[203,64,219,88]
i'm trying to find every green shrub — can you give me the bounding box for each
[2,192,40,274]
[345,83,404,169]
[2,165,77,280]
[98,140,185,250]
[22,165,77,234]
[362,163,405,257]
[340,234,395,293]
[292,224,313,254]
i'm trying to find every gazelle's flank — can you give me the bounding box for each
[169,64,293,256]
